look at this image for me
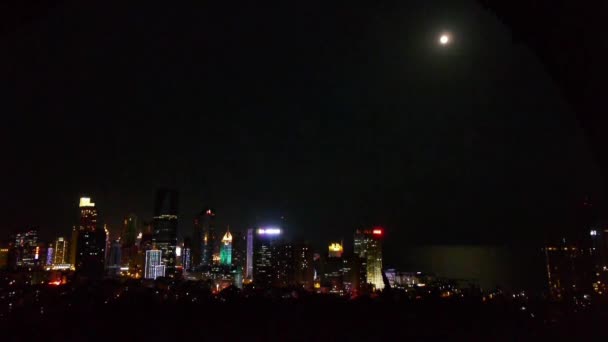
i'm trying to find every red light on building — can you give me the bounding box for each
[372,229,383,235]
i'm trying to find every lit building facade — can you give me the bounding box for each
[75,197,106,276]
[46,247,54,266]
[328,242,343,258]
[14,230,39,268]
[248,228,283,288]
[183,247,191,271]
[145,249,164,279]
[354,227,384,290]
[53,237,68,265]
[152,189,179,277]
[220,229,232,266]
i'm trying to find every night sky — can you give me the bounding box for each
[4,1,603,258]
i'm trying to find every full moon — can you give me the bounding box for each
[439,34,450,45]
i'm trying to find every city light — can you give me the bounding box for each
[79,197,95,207]
[257,228,281,235]
[591,230,598,236]
[176,246,182,257]
[329,243,343,252]
[372,228,383,235]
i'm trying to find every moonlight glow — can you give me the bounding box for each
[439,34,450,45]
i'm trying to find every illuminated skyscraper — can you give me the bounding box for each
[152,189,179,277]
[249,227,283,288]
[14,230,39,268]
[79,197,98,230]
[183,247,191,271]
[354,228,384,290]
[53,237,68,265]
[75,197,106,276]
[46,246,54,266]
[220,228,233,266]
[245,229,254,280]
[145,249,163,279]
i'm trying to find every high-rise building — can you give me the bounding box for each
[75,197,106,276]
[248,227,283,288]
[354,227,384,290]
[145,249,163,279]
[152,189,179,277]
[106,239,122,277]
[292,241,314,289]
[122,214,139,247]
[245,229,254,280]
[198,208,217,267]
[54,237,68,265]
[220,228,232,266]
[79,197,98,230]
[14,230,39,268]
[183,247,191,271]
[46,246,54,266]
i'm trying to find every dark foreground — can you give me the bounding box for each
[2,281,607,341]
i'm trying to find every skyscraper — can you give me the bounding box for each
[75,197,106,276]
[122,214,139,247]
[292,241,314,290]
[45,246,54,266]
[248,227,283,288]
[220,228,232,266]
[354,227,384,290]
[145,249,164,279]
[53,237,68,265]
[107,239,122,277]
[199,208,217,267]
[14,230,39,268]
[183,247,192,271]
[152,189,179,277]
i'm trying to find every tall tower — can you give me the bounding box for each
[122,214,139,247]
[354,227,384,290]
[192,208,216,268]
[75,197,106,276]
[220,227,233,266]
[199,208,217,267]
[54,237,68,265]
[249,227,283,288]
[152,189,179,277]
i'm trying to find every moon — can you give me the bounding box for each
[439,34,450,45]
